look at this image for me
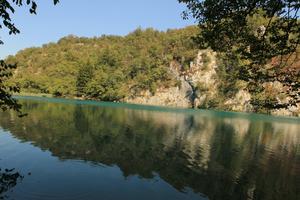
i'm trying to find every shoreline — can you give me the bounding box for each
[13,94,300,122]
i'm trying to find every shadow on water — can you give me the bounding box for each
[0,98,299,200]
[0,169,23,199]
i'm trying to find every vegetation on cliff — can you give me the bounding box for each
[179,0,300,113]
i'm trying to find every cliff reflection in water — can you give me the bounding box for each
[0,99,299,200]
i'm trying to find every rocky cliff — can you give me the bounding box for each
[126,50,300,117]
[126,50,218,108]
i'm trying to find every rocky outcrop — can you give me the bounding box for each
[224,89,253,112]
[271,103,300,117]
[126,50,219,108]
[261,81,300,117]
[125,61,193,107]
[125,85,192,108]
[185,50,219,108]
[125,50,300,117]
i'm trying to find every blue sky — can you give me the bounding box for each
[0,0,195,59]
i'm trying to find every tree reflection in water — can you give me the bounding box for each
[0,168,23,199]
[0,98,299,200]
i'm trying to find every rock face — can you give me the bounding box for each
[268,81,300,117]
[125,50,300,117]
[126,50,218,108]
[125,84,192,108]
[186,50,219,108]
[271,105,300,117]
[125,57,193,108]
[224,90,253,112]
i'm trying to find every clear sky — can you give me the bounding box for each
[0,0,195,59]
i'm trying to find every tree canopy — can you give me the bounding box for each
[0,0,59,115]
[6,26,199,101]
[179,0,300,110]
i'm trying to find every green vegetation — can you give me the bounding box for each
[0,0,59,114]
[5,23,299,115]
[0,61,23,115]
[1,1,299,115]
[6,26,199,101]
[180,0,300,111]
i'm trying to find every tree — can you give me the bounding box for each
[76,63,94,97]
[179,0,300,111]
[0,60,21,112]
[0,0,59,115]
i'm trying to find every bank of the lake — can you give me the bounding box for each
[6,26,300,117]
[14,93,300,120]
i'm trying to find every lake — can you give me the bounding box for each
[0,97,299,200]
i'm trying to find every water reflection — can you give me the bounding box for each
[0,98,299,200]
[0,168,23,199]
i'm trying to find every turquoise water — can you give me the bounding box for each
[0,97,299,200]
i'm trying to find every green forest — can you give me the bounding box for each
[4,24,300,115]
[6,26,198,100]
[0,0,299,116]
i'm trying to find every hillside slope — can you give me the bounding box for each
[7,26,198,98]
[6,26,300,116]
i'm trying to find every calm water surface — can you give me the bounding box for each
[0,97,299,200]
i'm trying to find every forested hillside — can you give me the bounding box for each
[5,25,300,116]
[6,26,198,100]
